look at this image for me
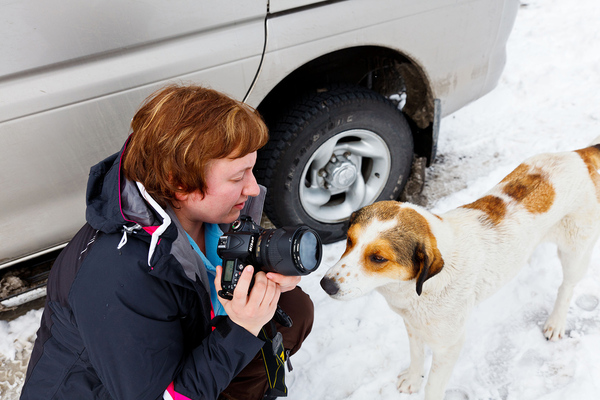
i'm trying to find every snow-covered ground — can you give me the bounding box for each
[2,0,600,399]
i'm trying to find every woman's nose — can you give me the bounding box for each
[244,171,260,197]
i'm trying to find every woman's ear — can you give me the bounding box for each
[173,191,188,202]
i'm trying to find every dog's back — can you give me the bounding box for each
[436,143,600,302]
[459,142,600,231]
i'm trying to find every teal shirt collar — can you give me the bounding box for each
[185,224,227,316]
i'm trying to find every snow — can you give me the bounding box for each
[2,0,600,399]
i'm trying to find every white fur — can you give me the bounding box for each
[322,148,600,400]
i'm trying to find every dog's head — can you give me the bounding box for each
[320,201,444,300]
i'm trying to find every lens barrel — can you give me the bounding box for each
[256,226,322,275]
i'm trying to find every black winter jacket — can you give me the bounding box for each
[21,146,264,400]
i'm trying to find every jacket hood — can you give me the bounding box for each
[86,142,159,234]
[85,142,180,265]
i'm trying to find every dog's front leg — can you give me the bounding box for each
[423,333,466,400]
[397,323,425,394]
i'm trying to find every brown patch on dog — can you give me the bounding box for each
[462,195,506,226]
[350,203,444,294]
[362,237,409,274]
[500,163,555,213]
[500,163,530,183]
[342,200,401,259]
[341,225,359,259]
[575,145,600,201]
[351,201,402,225]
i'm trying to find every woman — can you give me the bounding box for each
[21,85,314,400]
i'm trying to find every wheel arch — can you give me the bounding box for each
[256,45,437,163]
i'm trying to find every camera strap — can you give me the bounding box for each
[258,320,289,397]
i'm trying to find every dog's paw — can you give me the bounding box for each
[543,314,566,341]
[397,369,423,394]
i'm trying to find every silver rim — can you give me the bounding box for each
[299,129,391,223]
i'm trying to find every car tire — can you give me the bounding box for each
[256,85,414,243]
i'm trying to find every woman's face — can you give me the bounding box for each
[174,151,260,227]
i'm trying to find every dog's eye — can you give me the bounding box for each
[370,255,387,263]
[346,237,352,247]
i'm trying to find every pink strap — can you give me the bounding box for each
[164,382,193,400]
[143,226,159,235]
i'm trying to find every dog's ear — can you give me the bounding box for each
[342,211,358,242]
[413,241,444,296]
[349,211,358,225]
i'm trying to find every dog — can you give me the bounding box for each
[320,140,600,400]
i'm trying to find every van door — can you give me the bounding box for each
[0,0,267,267]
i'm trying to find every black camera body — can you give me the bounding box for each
[217,215,322,300]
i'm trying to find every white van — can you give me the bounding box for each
[0,0,519,305]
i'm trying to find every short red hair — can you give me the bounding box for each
[122,85,269,207]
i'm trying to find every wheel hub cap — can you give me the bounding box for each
[321,153,357,189]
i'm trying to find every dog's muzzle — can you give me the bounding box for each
[320,276,340,296]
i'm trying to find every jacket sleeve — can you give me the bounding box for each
[70,238,263,400]
[167,317,264,399]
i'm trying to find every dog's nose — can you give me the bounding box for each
[320,276,340,296]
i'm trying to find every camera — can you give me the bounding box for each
[217,215,322,299]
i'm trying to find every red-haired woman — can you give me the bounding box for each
[22,85,314,400]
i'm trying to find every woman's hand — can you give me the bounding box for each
[215,265,280,336]
[265,273,301,293]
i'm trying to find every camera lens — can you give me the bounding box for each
[296,230,320,272]
[256,226,322,276]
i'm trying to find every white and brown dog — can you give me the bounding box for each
[320,140,600,400]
